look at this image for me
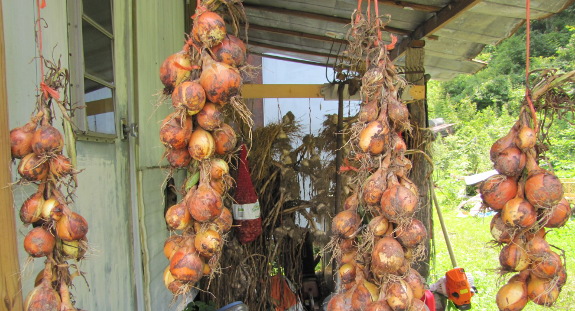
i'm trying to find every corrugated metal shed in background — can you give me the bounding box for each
[242,0,575,80]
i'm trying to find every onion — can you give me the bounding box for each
[351,280,379,310]
[171,81,206,114]
[531,251,562,279]
[188,128,216,161]
[165,202,191,230]
[380,184,418,222]
[10,121,36,158]
[20,192,44,224]
[56,210,89,241]
[159,113,193,150]
[501,198,536,228]
[49,154,73,178]
[41,198,62,221]
[24,227,55,257]
[169,245,204,283]
[495,276,528,311]
[358,120,389,155]
[338,263,356,284]
[59,281,78,311]
[542,198,572,228]
[18,153,49,181]
[211,34,246,67]
[362,168,387,206]
[556,266,568,289]
[24,266,61,311]
[332,210,361,239]
[326,292,352,311]
[514,126,536,150]
[409,299,429,311]
[493,147,526,177]
[395,218,427,248]
[358,99,379,123]
[213,124,237,155]
[200,54,242,105]
[165,148,192,168]
[163,235,183,259]
[339,238,356,253]
[210,177,227,196]
[340,250,357,265]
[58,238,87,260]
[159,51,192,92]
[366,301,393,311]
[527,274,559,306]
[499,243,529,272]
[490,124,519,162]
[371,237,405,276]
[192,11,226,47]
[194,229,222,258]
[526,236,550,259]
[368,216,390,237]
[524,153,563,209]
[479,175,518,211]
[404,268,426,300]
[31,125,64,155]
[187,184,223,222]
[196,102,223,131]
[163,265,185,294]
[388,99,410,131]
[385,279,414,311]
[490,213,512,243]
[213,207,233,233]
[391,132,407,155]
[209,158,229,180]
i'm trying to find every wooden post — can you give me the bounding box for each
[0,0,24,309]
[405,42,432,279]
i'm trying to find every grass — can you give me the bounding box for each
[429,205,575,310]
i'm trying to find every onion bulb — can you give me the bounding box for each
[163,265,185,294]
[490,213,512,243]
[188,128,215,161]
[351,280,379,310]
[209,158,229,180]
[199,54,242,105]
[49,154,73,178]
[542,198,572,228]
[159,51,192,92]
[213,207,233,233]
[362,168,387,206]
[365,301,393,311]
[165,202,191,230]
[368,216,390,237]
[10,121,36,158]
[24,268,61,311]
[56,210,89,241]
[165,148,192,168]
[380,184,418,222]
[331,210,361,239]
[501,198,536,228]
[326,292,352,311]
[358,99,379,123]
[395,218,427,248]
[159,113,193,150]
[490,125,519,162]
[404,268,426,300]
[187,184,223,222]
[58,238,87,260]
[196,102,223,131]
[493,147,526,177]
[499,243,529,272]
[18,153,49,181]
[211,34,246,67]
[371,237,405,276]
[41,198,63,221]
[171,81,206,115]
[163,235,183,259]
[495,276,528,311]
[213,123,237,155]
[385,279,414,311]
[514,126,536,150]
[338,263,356,284]
[524,154,563,209]
[31,125,64,155]
[20,192,44,224]
[169,245,204,283]
[24,227,55,257]
[531,251,562,279]
[192,11,226,47]
[479,175,518,211]
[194,229,222,258]
[527,274,559,306]
[358,120,389,155]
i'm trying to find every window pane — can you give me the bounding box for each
[85,79,116,134]
[82,20,114,84]
[82,0,113,33]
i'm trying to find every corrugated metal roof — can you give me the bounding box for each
[242,0,575,80]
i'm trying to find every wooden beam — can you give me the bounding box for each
[249,23,347,44]
[390,0,482,60]
[0,0,24,309]
[251,52,335,68]
[241,84,324,99]
[378,0,441,12]
[248,40,340,59]
[244,3,411,36]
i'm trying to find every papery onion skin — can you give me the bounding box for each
[515,126,536,150]
[165,148,192,168]
[499,243,529,272]
[213,207,233,233]
[24,227,56,257]
[501,198,537,228]
[332,210,361,239]
[351,280,379,311]
[192,11,226,47]
[159,113,193,150]
[362,170,387,206]
[10,122,36,158]
[385,279,414,311]
[169,246,204,283]
[196,102,223,131]
[200,58,242,105]
[20,192,44,224]
[213,124,237,155]
[24,278,61,311]
[371,237,405,276]
[542,198,572,228]
[530,251,563,279]
[56,211,89,241]
[365,301,393,311]
[493,147,526,177]
[164,235,183,259]
[187,184,223,222]
[209,158,229,180]
[490,213,512,243]
[49,154,73,178]
[490,126,519,162]
[194,229,222,258]
[404,268,426,300]
[171,81,206,115]
[165,203,191,230]
[479,175,518,211]
[527,274,560,306]
[380,184,418,222]
[358,120,388,155]
[395,218,427,248]
[358,99,379,123]
[211,34,246,67]
[18,153,49,181]
[188,128,216,161]
[326,292,352,311]
[338,263,356,284]
[525,171,564,209]
[159,52,192,92]
[496,277,528,311]
[368,216,390,237]
[31,125,64,155]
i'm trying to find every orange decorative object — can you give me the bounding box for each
[445,268,473,310]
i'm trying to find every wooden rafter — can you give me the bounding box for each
[250,52,335,68]
[378,0,441,12]
[249,23,347,44]
[248,40,341,59]
[390,0,483,60]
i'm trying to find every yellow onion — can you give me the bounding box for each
[358,99,379,123]
[18,153,49,181]
[213,123,237,155]
[499,243,529,272]
[58,238,87,260]
[194,229,222,258]
[388,99,410,131]
[490,212,512,243]
[366,301,393,311]
[24,227,55,257]
[332,210,361,239]
[351,280,379,310]
[380,184,418,222]
[199,54,242,105]
[165,148,192,168]
[192,11,226,47]
[10,121,36,158]
[163,235,184,259]
[479,174,518,211]
[514,126,536,150]
[340,250,357,265]
[385,279,413,311]
[338,263,356,284]
[409,299,428,311]
[327,292,352,311]
[527,274,559,306]
[339,238,357,253]
[31,124,64,155]
[362,168,387,206]
[56,209,89,241]
[163,265,185,294]
[531,251,563,279]
[368,216,390,237]
[526,235,550,259]
[159,51,192,93]
[344,192,359,211]
[211,34,246,67]
[24,265,61,311]
[210,177,228,196]
[196,102,223,131]
[395,218,427,248]
[404,268,426,300]
[159,113,193,150]
[209,158,229,180]
[20,191,44,224]
[59,281,77,311]
[41,198,63,221]
[169,244,204,283]
[171,81,206,114]
[490,124,519,162]
[165,202,191,230]
[213,207,233,233]
[358,120,389,155]
[524,153,563,209]
[49,154,73,178]
[542,198,571,228]
[501,198,536,228]
[188,128,215,161]
[493,147,526,177]
[371,237,405,276]
[496,274,528,311]
[187,184,223,222]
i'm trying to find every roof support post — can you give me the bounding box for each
[405,43,432,280]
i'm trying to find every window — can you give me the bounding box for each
[68,0,116,137]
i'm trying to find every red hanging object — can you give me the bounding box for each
[232,144,262,243]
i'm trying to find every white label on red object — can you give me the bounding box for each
[232,200,261,220]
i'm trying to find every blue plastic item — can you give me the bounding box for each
[217,301,248,311]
